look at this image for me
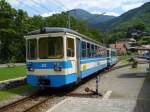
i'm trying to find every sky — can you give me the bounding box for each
[7,0,150,17]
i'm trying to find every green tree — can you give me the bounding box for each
[0,0,26,63]
[0,0,103,63]
[107,31,127,43]
[28,15,45,31]
[137,36,150,45]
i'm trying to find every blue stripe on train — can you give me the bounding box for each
[27,60,108,87]
[27,73,77,87]
[81,63,107,78]
[80,57,107,64]
[26,60,72,69]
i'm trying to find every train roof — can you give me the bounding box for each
[26,27,102,46]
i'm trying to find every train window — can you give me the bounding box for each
[112,51,114,56]
[87,43,91,58]
[112,51,116,56]
[94,45,97,57]
[102,48,107,57]
[107,50,110,57]
[104,49,107,57]
[96,47,99,57]
[99,47,106,57]
[91,45,94,57]
[27,39,37,60]
[39,37,63,59]
[81,42,87,58]
[67,37,74,57]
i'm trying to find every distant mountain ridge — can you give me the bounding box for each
[92,2,150,31]
[68,2,150,32]
[68,9,116,28]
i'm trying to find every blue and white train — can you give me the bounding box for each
[25,27,117,88]
[107,48,118,67]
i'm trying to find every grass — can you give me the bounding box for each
[0,84,35,101]
[120,59,129,64]
[119,55,130,64]
[0,65,26,81]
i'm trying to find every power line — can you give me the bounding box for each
[49,0,71,28]
[53,0,68,11]
[16,0,42,15]
[31,0,52,12]
[46,0,64,11]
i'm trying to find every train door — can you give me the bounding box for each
[76,38,81,81]
[66,36,80,83]
[107,49,111,67]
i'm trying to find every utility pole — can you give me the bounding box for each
[148,49,150,76]
[68,11,71,29]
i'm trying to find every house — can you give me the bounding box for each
[116,38,136,45]
[131,30,150,37]
[110,43,127,55]
[110,38,136,55]
[137,45,150,55]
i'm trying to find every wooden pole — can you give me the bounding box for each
[149,50,150,76]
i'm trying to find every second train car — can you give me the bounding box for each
[107,48,118,67]
[25,27,117,88]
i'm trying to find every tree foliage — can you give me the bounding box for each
[0,0,102,63]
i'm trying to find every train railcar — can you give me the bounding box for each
[107,48,118,67]
[25,27,109,88]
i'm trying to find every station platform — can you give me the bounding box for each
[46,64,150,112]
[47,97,137,112]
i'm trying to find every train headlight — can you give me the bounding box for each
[53,63,62,71]
[27,62,34,72]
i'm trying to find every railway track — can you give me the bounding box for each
[0,63,131,112]
[22,96,53,112]
[0,93,51,112]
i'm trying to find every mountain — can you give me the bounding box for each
[68,9,116,28]
[97,2,150,31]
[69,9,92,20]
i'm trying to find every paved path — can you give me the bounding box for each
[0,63,25,68]
[47,98,137,112]
[47,64,150,112]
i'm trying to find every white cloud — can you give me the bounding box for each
[7,0,149,16]
[91,11,104,15]
[104,12,120,16]
[41,11,61,17]
[57,0,122,10]
[122,3,143,11]
[91,11,119,16]
[122,0,150,5]
[121,0,150,11]
[7,0,19,6]
[7,0,122,10]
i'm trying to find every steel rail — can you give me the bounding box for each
[0,63,132,112]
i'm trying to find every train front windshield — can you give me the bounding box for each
[27,37,64,60]
[39,37,63,59]
[27,39,37,60]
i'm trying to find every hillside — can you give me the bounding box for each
[0,0,104,63]
[68,9,115,28]
[97,2,150,31]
